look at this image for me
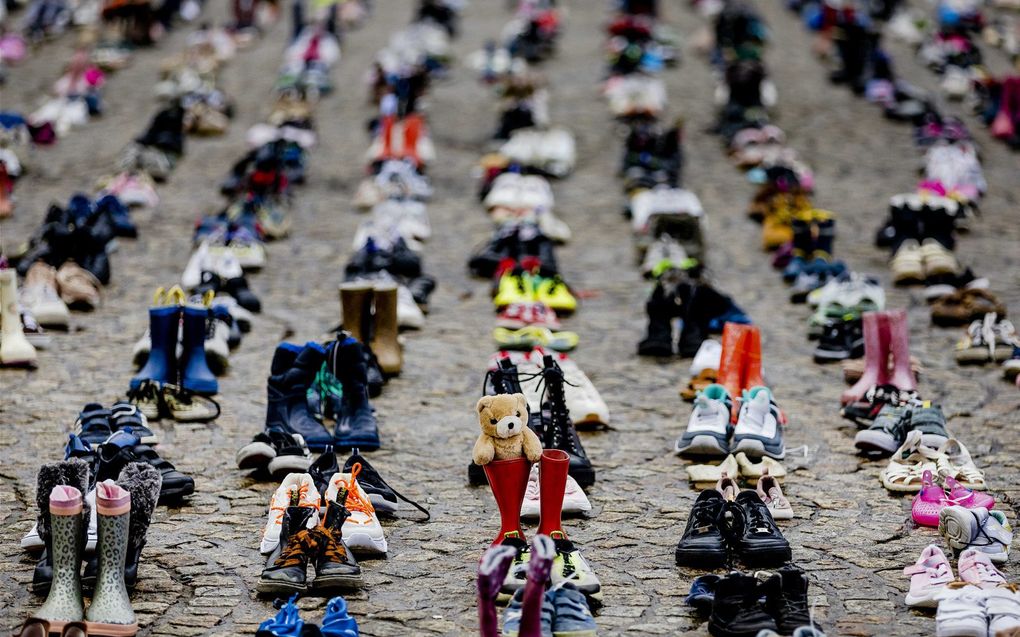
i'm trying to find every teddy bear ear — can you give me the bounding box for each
[476,396,494,413]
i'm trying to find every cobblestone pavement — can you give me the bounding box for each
[2,1,1020,636]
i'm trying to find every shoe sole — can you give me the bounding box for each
[554,630,597,637]
[236,443,276,470]
[709,619,778,637]
[267,455,312,479]
[158,483,195,503]
[813,348,850,363]
[334,436,381,452]
[312,573,364,590]
[853,430,899,454]
[675,546,727,569]
[256,578,307,595]
[738,545,792,567]
[905,592,940,608]
[675,435,729,458]
[733,438,785,460]
[346,532,387,556]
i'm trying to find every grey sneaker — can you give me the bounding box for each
[853,403,910,455]
[552,584,598,636]
[501,588,554,637]
[906,404,950,448]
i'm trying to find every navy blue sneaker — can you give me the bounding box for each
[110,401,158,445]
[552,584,598,636]
[501,588,554,637]
[256,595,305,637]
[74,403,113,448]
[686,574,721,614]
[321,596,359,637]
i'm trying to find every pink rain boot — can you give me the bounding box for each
[886,309,917,392]
[841,311,890,405]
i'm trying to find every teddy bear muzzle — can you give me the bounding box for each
[494,415,524,439]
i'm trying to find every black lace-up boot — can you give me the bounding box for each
[540,354,594,488]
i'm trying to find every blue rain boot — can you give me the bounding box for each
[329,338,380,451]
[130,304,179,390]
[256,594,304,637]
[179,304,218,395]
[266,342,332,450]
[321,597,359,637]
[96,194,137,238]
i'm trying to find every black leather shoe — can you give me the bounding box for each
[726,491,791,567]
[675,489,728,568]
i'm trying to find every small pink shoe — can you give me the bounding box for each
[904,544,954,607]
[958,548,1007,588]
[944,476,995,511]
[911,470,948,527]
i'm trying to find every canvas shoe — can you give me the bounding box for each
[904,544,954,607]
[756,468,793,520]
[957,548,1007,588]
[675,383,733,457]
[260,473,320,554]
[939,505,1013,563]
[325,464,387,555]
[520,465,591,519]
[906,403,950,449]
[732,387,785,460]
[549,532,601,601]
[934,584,987,637]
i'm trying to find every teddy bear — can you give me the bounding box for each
[473,393,543,466]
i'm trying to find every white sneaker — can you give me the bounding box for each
[934,584,987,637]
[205,312,232,371]
[131,328,151,368]
[986,587,1020,636]
[689,339,722,377]
[732,387,785,460]
[21,489,98,553]
[212,295,253,332]
[260,473,320,554]
[396,284,425,330]
[213,251,243,280]
[520,465,592,518]
[675,384,733,457]
[181,242,211,290]
[325,469,387,555]
[939,505,1014,563]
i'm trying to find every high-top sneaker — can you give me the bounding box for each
[313,496,363,591]
[764,567,812,633]
[328,337,380,451]
[257,505,319,594]
[540,354,594,488]
[709,572,778,637]
[265,342,332,450]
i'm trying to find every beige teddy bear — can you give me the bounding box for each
[473,393,543,465]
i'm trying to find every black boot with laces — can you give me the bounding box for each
[540,354,595,488]
[709,572,778,637]
[764,567,812,633]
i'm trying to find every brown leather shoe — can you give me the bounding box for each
[931,288,1006,327]
[56,262,101,311]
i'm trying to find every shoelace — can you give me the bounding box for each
[526,363,580,453]
[270,481,317,527]
[349,452,430,521]
[330,463,374,516]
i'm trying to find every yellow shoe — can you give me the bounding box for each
[534,276,576,315]
[493,271,534,309]
[492,326,541,350]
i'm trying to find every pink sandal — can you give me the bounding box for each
[944,476,994,511]
[911,470,948,527]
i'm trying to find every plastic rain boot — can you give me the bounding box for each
[477,545,518,637]
[742,325,766,391]
[339,283,372,345]
[536,450,569,537]
[370,283,402,376]
[885,309,917,392]
[85,481,137,636]
[33,486,85,633]
[717,322,750,404]
[402,113,423,167]
[520,535,556,637]
[483,457,532,548]
[179,303,218,395]
[329,337,380,451]
[130,303,179,390]
[842,311,889,405]
[0,268,38,366]
[379,114,395,160]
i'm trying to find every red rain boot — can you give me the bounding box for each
[402,113,423,167]
[483,457,531,547]
[536,450,569,538]
[742,325,766,391]
[885,309,917,392]
[841,311,889,405]
[717,323,750,403]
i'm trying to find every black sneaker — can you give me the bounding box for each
[675,489,729,569]
[709,572,778,637]
[764,567,812,634]
[110,401,158,445]
[96,430,194,502]
[75,403,113,448]
[812,317,864,363]
[343,449,430,520]
[540,354,595,488]
[840,384,904,427]
[236,429,312,476]
[725,491,791,567]
[853,403,910,455]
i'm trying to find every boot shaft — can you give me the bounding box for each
[87,481,135,626]
[36,486,85,623]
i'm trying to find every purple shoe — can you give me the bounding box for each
[520,535,556,637]
[477,544,517,637]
